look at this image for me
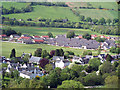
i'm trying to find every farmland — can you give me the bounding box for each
[2,5,80,22]
[75,9,118,20]
[3,26,118,37]
[2,42,98,58]
[2,2,29,9]
[3,26,100,36]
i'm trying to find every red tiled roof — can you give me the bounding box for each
[0,34,7,37]
[78,36,82,38]
[33,39,44,42]
[33,36,40,38]
[18,37,31,40]
[42,36,49,38]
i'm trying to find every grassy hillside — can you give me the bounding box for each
[76,9,118,20]
[67,2,118,10]
[2,5,80,22]
[4,26,101,36]
[2,2,29,9]
[2,42,98,58]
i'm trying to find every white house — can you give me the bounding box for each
[72,56,83,64]
[55,60,70,69]
[20,70,33,79]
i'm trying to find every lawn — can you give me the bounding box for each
[4,26,101,36]
[2,5,80,22]
[2,42,98,58]
[76,9,118,20]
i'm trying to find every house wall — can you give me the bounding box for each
[20,73,30,79]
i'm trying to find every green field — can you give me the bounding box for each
[2,2,29,9]
[4,26,101,36]
[89,2,118,10]
[2,5,80,22]
[69,2,118,10]
[2,42,98,58]
[75,9,118,20]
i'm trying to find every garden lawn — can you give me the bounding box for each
[2,42,98,58]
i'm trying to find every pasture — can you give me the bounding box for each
[2,42,98,58]
[75,9,118,20]
[2,2,29,9]
[4,26,101,36]
[2,5,80,22]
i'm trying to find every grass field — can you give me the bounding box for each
[69,2,118,10]
[4,26,101,36]
[76,9,118,20]
[2,42,98,58]
[2,2,30,9]
[4,26,118,37]
[2,5,80,22]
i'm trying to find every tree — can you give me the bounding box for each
[47,32,53,38]
[66,31,75,39]
[23,54,30,63]
[98,46,101,55]
[41,50,49,58]
[113,18,119,24]
[89,58,101,71]
[105,75,118,88]
[79,15,85,21]
[99,61,113,75]
[29,79,46,88]
[92,19,98,24]
[99,18,106,25]
[106,19,111,25]
[10,48,16,58]
[82,33,91,40]
[105,54,113,62]
[83,50,92,55]
[57,80,84,88]
[39,58,49,68]
[19,79,30,88]
[59,48,64,56]
[34,48,42,57]
[50,50,55,57]
[55,49,60,56]
[45,64,53,73]
[71,64,84,76]
[95,37,106,42]
[84,72,102,86]
[86,17,92,22]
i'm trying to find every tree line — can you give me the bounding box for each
[2,5,33,15]
[30,2,68,7]
[2,16,119,35]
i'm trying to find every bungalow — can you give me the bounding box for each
[29,56,41,64]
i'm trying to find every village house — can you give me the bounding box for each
[10,34,20,39]
[72,56,83,64]
[55,59,70,69]
[29,56,41,64]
